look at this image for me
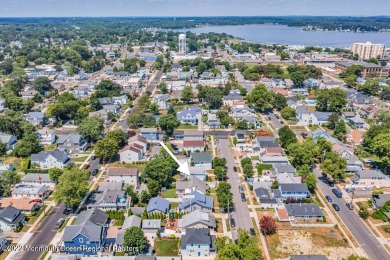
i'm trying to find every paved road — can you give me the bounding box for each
[314,167,389,260]
[217,138,253,241]
[146,70,163,93]
[15,203,67,260]
[265,110,283,129]
[89,158,102,175]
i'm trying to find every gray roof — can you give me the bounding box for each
[22,173,52,183]
[254,187,271,199]
[0,134,15,144]
[57,134,83,145]
[28,112,45,119]
[147,196,169,213]
[177,107,201,120]
[357,169,387,179]
[0,205,24,225]
[30,149,68,162]
[130,207,145,216]
[191,152,212,163]
[176,176,208,194]
[257,136,280,148]
[142,219,161,229]
[259,198,278,204]
[178,211,216,229]
[180,228,215,249]
[285,204,324,218]
[273,164,296,174]
[280,183,310,193]
[97,181,123,192]
[140,128,157,133]
[122,215,142,229]
[179,191,213,211]
[63,208,107,242]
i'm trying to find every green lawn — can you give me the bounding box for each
[308,125,319,131]
[177,124,198,129]
[71,156,89,162]
[154,239,180,256]
[107,163,147,170]
[164,188,176,198]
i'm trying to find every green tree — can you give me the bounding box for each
[214,166,227,180]
[213,157,227,168]
[236,119,248,130]
[157,82,168,94]
[327,112,340,130]
[125,185,139,206]
[281,106,296,120]
[273,93,287,111]
[359,207,370,219]
[48,168,64,182]
[77,116,104,143]
[344,74,358,87]
[246,84,274,112]
[216,182,233,212]
[149,103,159,114]
[140,190,151,204]
[290,71,306,86]
[158,114,180,136]
[304,173,317,191]
[271,179,279,189]
[0,171,21,196]
[33,77,52,94]
[333,120,347,142]
[316,89,347,112]
[278,125,297,148]
[181,85,193,103]
[0,141,8,157]
[94,138,119,163]
[320,151,347,180]
[106,129,128,148]
[13,132,41,157]
[54,168,89,208]
[147,179,160,197]
[123,227,148,255]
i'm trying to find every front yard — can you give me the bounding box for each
[154,239,180,256]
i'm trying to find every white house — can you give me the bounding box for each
[0,134,18,151]
[30,149,73,169]
[183,141,205,153]
[296,106,332,126]
[119,144,143,163]
[106,167,139,186]
[36,130,56,146]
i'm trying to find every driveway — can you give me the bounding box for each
[314,167,389,259]
[217,138,253,241]
[14,202,67,260]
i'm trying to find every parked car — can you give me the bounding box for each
[241,193,246,202]
[92,169,98,176]
[325,195,332,202]
[346,203,354,210]
[239,185,244,193]
[55,218,65,229]
[332,203,340,211]
[233,166,237,172]
[230,218,236,228]
[332,188,342,198]
[250,228,255,236]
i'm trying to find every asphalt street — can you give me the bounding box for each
[314,167,389,260]
[217,138,253,241]
[15,202,67,260]
[265,110,283,129]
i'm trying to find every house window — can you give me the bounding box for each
[79,238,84,243]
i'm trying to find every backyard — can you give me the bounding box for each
[154,239,180,256]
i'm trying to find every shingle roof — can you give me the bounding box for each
[22,173,52,183]
[254,187,271,199]
[122,215,142,229]
[179,191,213,211]
[107,167,138,176]
[273,164,296,174]
[357,169,387,179]
[176,176,208,194]
[178,211,216,229]
[183,141,205,147]
[30,149,67,162]
[285,204,323,218]
[191,152,212,163]
[57,134,83,145]
[147,196,169,213]
[180,228,214,249]
[280,183,310,193]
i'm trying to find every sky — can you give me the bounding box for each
[0,0,389,17]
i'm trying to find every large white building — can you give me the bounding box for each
[352,42,385,60]
[179,34,187,55]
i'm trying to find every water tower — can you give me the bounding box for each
[178,34,186,55]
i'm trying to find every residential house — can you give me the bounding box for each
[346,129,364,147]
[106,167,139,186]
[72,87,90,99]
[36,130,56,145]
[191,152,212,168]
[127,135,148,153]
[342,154,364,173]
[207,113,221,129]
[183,130,204,141]
[256,136,280,149]
[0,197,40,214]
[0,162,14,173]
[119,144,143,163]
[87,190,129,211]
[98,97,113,106]
[241,115,260,128]
[261,156,290,165]
[188,166,208,181]
[63,209,108,255]
[142,219,161,239]
[0,235,7,252]
[112,95,129,105]
[351,169,390,188]
[12,184,50,199]
[223,90,243,106]
[254,187,278,209]
[348,116,366,129]
[176,176,208,197]
[102,104,120,115]
[179,191,213,213]
[25,112,47,126]
[235,130,246,143]
[57,134,88,153]
[0,134,18,150]
[285,204,324,221]
[153,94,172,110]
[177,107,201,125]
[180,228,216,257]
[140,128,159,141]
[21,173,56,187]
[30,149,73,169]
[183,141,205,153]
[296,106,332,126]
[0,206,26,231]
[147,197,169,214]
[115,215,142,247]
[273,164,296,175]
[276,173,302,184]
[276,183,310,201]
[97,182,124,193]
[178,211,216,230]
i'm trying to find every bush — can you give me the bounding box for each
[382,225,390,234]
[359,207,370,219]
